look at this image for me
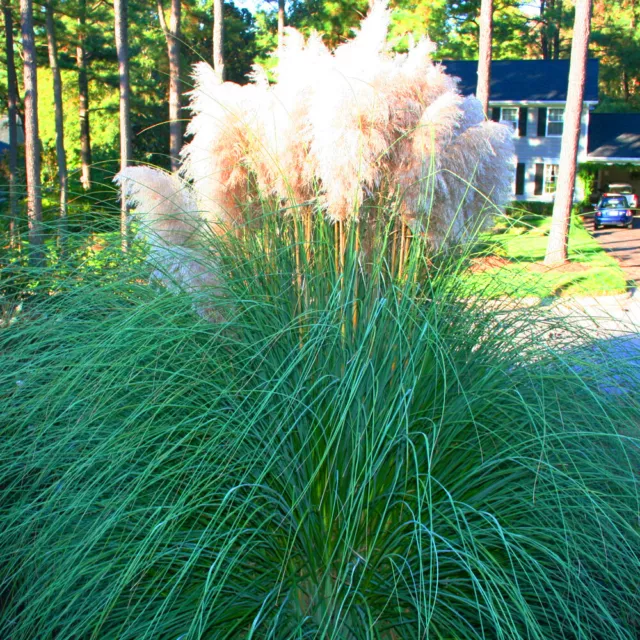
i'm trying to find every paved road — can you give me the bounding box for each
[591,214,640,285]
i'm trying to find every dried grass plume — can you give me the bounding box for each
[117,0,515,267]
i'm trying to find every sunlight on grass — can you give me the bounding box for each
[462,213,628,299]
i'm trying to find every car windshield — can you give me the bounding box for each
[609,185,633,194]
[600,197,628,209]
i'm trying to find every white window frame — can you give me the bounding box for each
[544,164,559,194]
[499,107,519,136]
[547,108,564,137]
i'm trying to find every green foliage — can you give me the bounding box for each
[388,0,448,52]
[288,0,369,48]
[577,164,597,205]
[431,0,534,60]
[283,0,534,59]
[592,0,640,109]
[462,214,629,299]
[0,216,639,638]
[183,1,260,84]
[3,0,640,204]
[37,67,122,178]
[1,0,260,180]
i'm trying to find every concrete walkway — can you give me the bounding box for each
[554,214,640,390]
[552,289,640,337]
[549,292,640,395]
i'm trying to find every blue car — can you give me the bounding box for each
[594,195,634,230]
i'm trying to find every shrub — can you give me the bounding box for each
[0,216,639,638]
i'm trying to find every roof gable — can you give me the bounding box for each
[441,59,599,103]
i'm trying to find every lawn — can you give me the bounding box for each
[463,214,629,299]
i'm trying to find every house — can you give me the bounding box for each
[442,59,639,203]
[0,114,24,155]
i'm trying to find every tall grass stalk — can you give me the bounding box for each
[0,212,639,638]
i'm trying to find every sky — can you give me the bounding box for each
[234,0,271,13]
[231,0,543,19]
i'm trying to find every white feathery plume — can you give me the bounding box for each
[117,0,515,294]
[175,0,514,235]
[116,166,223,316]
[115,167,201,246]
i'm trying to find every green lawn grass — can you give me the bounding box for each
[462,214,629,299]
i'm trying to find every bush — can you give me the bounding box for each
[0,217,639,639]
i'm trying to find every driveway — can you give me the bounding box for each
[591,214,640,285]
[536,216,640,395]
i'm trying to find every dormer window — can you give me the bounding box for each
[547,108,564,136]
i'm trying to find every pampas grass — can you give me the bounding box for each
[1,8,637,635]
[1,216,639,638]
[117,0,514,292]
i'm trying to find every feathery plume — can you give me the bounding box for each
[116,0,515,289]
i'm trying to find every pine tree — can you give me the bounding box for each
[77,0,92,190]
[114,0,132,250]
[19,0,43,264]
[45,0,68,234]
[277,0,284,49]
[213,0,224,80]
[545,0,593,266]
[2,0,20,246]
[476,0,493,115]
[158,0,182,171]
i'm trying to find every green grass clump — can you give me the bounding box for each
[0,218,639,639]
[463,214,628,298]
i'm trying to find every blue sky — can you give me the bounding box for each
[235,0,271,13]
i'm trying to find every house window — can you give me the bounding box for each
[500,107,519,134]
[547,108,564,136]
[544,164,559,194]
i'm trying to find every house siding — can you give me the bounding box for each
[490,102,590,202]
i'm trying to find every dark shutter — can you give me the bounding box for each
[491,107,501,122]
[534,163,544,195]
[518,107,528,137]
[537,107,547,137]
[515,163,526,196]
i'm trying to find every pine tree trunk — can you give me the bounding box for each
[77,0,92,191]
[2,0,19,246]
[476,0,493,116]
[45,0,68,236]
[540,0,550,59]
[544,0,592,266]
[213,0,224,81]
[19,0,43,265]
[277,0,285,50]
[623,71,630,101]
[158,0,182,171]
[114,0,132,251]
[553,0,562,59]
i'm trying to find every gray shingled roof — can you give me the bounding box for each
[587,113,640,160]
[441,59,600,103]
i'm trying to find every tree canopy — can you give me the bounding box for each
[1,0,640,191]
